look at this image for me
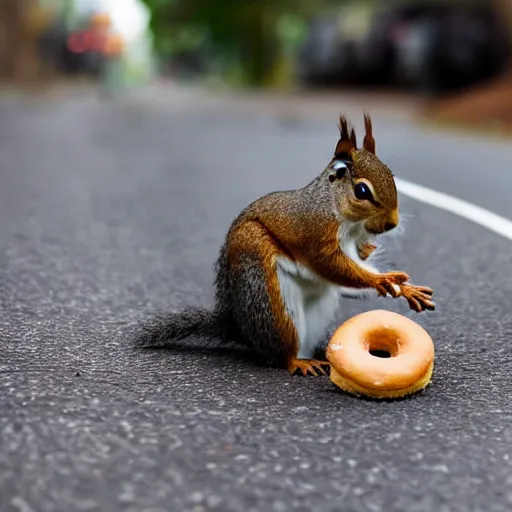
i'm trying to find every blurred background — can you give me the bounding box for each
[1,0,512,128]
[0,0,152,90]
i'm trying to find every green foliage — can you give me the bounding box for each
[139,0,337,85]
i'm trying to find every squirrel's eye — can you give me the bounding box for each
[354,182,374,201]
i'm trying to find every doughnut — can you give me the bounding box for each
[326,310,434,399]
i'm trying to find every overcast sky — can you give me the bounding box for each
[74,0,149,41]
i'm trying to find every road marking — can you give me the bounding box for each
[395,178,512,242]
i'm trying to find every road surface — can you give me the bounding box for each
[0,86,511,512]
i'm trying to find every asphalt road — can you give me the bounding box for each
[1,88,512,512]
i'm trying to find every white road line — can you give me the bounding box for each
[394,177,512,242]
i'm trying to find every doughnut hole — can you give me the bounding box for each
[366,327,400,359]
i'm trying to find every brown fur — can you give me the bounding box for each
[357,242,377,260]
[138,114,435,376]
[226,219,298,361]
[363,113,376,154]
[335,115,357,156]
[218,113,434,372]
[351,149,397,208]
[330,115,399,234]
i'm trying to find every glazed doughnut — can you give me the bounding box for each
[326,310,434,399]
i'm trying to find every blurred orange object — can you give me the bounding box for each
[104,33,124,57]
[90,12,112,30]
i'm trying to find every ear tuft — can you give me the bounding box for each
[350,127,357,149]
[335,115,357,158]
[363,113,376,154]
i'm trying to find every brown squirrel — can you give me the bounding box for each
[138,114,435,376]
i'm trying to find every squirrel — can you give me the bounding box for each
[138,114,435,376]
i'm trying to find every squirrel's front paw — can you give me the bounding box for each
[357,242,377,261]
[375,272,410,298]
[400,284,435,312]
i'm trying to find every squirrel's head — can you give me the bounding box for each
[326,114,398,235]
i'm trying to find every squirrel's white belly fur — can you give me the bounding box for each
[276,258,339,359]
[337,221,379,296]
[276,221,377,359]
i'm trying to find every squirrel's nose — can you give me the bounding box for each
[384,210,399,232]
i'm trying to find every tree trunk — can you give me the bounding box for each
[494,0,512,23]
[239,3,278,86]
[0,0,47,83]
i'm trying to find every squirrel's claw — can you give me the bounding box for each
[409,285,434,297]
[288,358,331,377]
[358,242,377,261]
[375,271,410,298]
[399,284,436,312]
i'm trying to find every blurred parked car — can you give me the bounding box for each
[383,0,511,94]
[297,0,511,95]
[296,5,374,86]
[37,11,124,79]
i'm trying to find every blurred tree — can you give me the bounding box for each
[494,0,512,34]
[493,0,512,75]
[0,0,49,82]
[140,0,336,85]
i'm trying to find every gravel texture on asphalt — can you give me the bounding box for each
[1,93,511,512]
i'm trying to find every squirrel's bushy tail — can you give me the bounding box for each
[135,307,231,348]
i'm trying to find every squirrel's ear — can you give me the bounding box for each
[335,115,357,159]
[363,113,376,154]
[350,127,357,149]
